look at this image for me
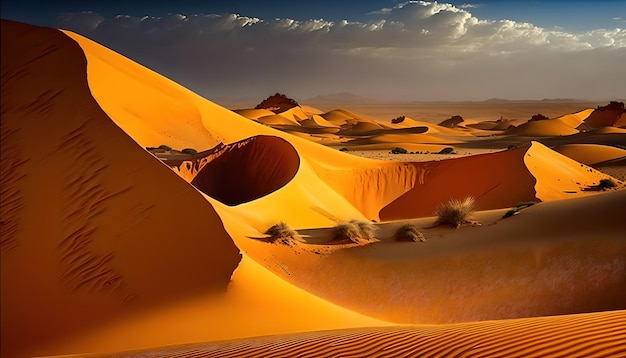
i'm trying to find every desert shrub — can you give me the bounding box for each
[391,147,408,154]
[598,178,617,189]
[181,148,198,154]
[264,222,300,243]
[339,147,349,152]
[333,220,377,243]
[503,201,536,218]
[158,144,172,151]
[349,220,377,241]
[507,144,518,150]
[437,147,455,154]
[434,197,475,228]
[395,224,426,242]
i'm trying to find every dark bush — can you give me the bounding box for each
[598,178,617,189]
[395,224,426,242]
[503,201,536,218]
[264,222,301,243]
[391,147,408,154]
[181,148,198,154]
[437,147,455,154]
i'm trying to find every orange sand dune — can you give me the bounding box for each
[507,118,579,136]
[584,102,625,128]
[553,108,594,128]
[278,106,309,122]
[233,108,276,120]
[244,190,626,324]
[62,28,418,225]
[298,114,339,128]
[1,20,386,357]
[381,141,618,220]
[553,144,626,165]
[257,113,302,126]
[92,310,626,358]
[1,20,236,357]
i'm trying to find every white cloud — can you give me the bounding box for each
[53,1,626,100]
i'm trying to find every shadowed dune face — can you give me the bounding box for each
[380,147,537,220]
[191,135,300,206]
[1,20,241,357]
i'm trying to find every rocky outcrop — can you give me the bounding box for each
[254,93,300,113]
[438,115,464,128]
[581,101,625,128]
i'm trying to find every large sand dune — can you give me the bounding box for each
[0,20,384,357]
[2,19,625,357]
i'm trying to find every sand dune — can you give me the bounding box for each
[380,141,619,220]
[233,108,276,120]
[583,101,625,128]
[299,114,340,128]
[507,118,580,136]
[242,190,626,324]
[1,20,239,357]
[93,310,626,358]
[553,144,626,165]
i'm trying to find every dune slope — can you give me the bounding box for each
[96,310,626,358]
[0,20,241,357]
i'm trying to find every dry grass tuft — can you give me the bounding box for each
[333,220,377,243]
[434,197,475,228]
[395,224,426,242]
[264,222,301,244]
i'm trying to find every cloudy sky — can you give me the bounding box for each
[3,0,626,101]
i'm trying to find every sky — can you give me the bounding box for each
[2,0,626,101]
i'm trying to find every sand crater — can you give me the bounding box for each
[191,135,300,205]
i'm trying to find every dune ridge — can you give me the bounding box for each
[85,310,626,358]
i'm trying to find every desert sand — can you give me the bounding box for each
[2,19,626,357]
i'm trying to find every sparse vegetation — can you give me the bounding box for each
[585,178,619,191]
[264,222,301,244]
[437,147,455,154]
[434,197,475,228]
[391,147,408,154]
[181,148,198,155]
[158,144,172,151]
[507,144,518,150]
[339,147,349,152]
[503,201,536,218]
[395,224,426,242]
[349,220,377,241]
[598,178,617,190]
[333,220,377,243]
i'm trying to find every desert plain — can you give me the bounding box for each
[1,19,626,357]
